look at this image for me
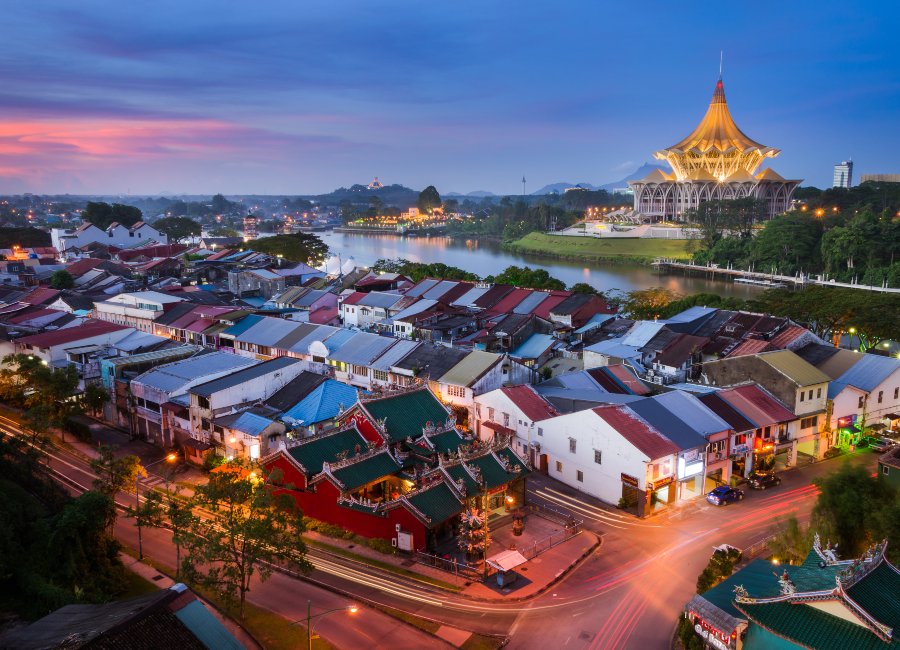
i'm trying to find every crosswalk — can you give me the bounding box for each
[528,486,661,529]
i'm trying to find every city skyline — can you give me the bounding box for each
[1,1,898,195]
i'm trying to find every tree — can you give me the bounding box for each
[207,226,240,237]
[570,282,599,294]
[417,185,442,214]
[622,287,681,319]
[491,265,566,290]
[82,202,143,229]
[249,233,329,265]
[153,216,201,242]
[371,258,478,282]
[749,213,823,275]
[695,546,741,593]
[49,270,75,289]
[767,517,814,565]
[0,226,51,249]
[211,193,235,214]
[458,506,490,563]
[91,445,145,499]
[180,463,312,618]
[812,464,891,558]
[82,383,109,417]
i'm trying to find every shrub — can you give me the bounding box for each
[64,418,92,442]
[303,517,355,540]
[696,547,742,593]
[202,450,226,472]
[364,537,397,555]
[676,615,704,650]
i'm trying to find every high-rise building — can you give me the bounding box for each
[629,76,801,220]
[833,160,853,188]
[243,215,258,240]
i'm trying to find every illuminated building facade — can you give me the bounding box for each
[832,160,853,188]
[242,215,258,240]
[630,77,801,220]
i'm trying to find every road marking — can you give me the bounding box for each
[530,490,628,529]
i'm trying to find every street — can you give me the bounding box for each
[1,411,877,650]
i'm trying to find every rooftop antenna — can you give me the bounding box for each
[522,176,526,197]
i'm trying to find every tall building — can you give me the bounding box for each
[833,160,853,188]
[242,215,258,240]
[630,76,801,220]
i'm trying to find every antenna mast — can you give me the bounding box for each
[719,51,723,79]
[522,175,526,197]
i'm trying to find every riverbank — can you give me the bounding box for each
[503,232,694,264]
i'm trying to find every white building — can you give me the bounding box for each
[436,351,532,415]
[828,354,900,445]
[51,221,167,254]
[472,385,560,462]
[833,160,853,188]
[94,291,185,333]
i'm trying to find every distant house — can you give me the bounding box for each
[93,290,185,332]
[51,221,167,254]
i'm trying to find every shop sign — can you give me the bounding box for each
[649,475,674,491]
[731,444,750,456]
[621,473,640,488]
[683,448,700,463]
[688,610,731,650]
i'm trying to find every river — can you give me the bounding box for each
[316,230,764,299]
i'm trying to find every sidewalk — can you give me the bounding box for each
[119,553,262,650]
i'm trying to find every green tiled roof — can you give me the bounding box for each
[788,549,845,592]
[737,600,900,650]
[405,482,463,525]
[330,451,400,491]
[428,429,467,454]
[444,448,529,493]
[287,427,368,476]
[445,464,478,493]
[362,390,450,443]
[700,559,781,619]
[846,561,900,631]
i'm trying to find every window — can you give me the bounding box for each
[884,466,890,476]
[708,440,726,454]
[594,449,602,465]
[764,426,771,439]
[373,369,388,382]
[859,396,865,409]
[488,407,495,420]
[895,387,899,400]
[569,437,576,453]
[503,413,510,426]
[808,390,813,400]
[351,364,368,376]
[735,433,747,445]
[197,396,210,410]
[537,427,543,437]
[447,385,466,398]
[878,391,883,404]
[475,404,481,417]
[576,470,584,483]
[799,392,804,402]
[816,387,822,399]
[800,416,818,430]
[555,460,563,473]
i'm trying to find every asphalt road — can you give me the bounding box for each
[3,411,878,650]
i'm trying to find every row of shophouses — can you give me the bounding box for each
[3,286,899,543]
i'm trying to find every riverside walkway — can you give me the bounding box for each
[652,259,900,293]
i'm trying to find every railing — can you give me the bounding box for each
[742,534,776,559]
[518,520,582,560]
[413,551,489,579]
[525,502,579,527]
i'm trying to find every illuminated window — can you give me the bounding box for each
[555,460,562,473]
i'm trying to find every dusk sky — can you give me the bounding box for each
[3,1,899,196]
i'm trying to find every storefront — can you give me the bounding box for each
[649,475,676,511]
[729,443,751,481]
[677,450,705,500]
[752,438,775,473]
[835,415,862,447]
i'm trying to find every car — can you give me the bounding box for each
[868,437,897,452]
[706,485,744,506]
[747,471,782,490]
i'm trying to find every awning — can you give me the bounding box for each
[482,421,515,436]
[841,425,861,434]
[868,423,886,431]
[486,549,528,572]
[182,438,212,451]
[884,413,900,421]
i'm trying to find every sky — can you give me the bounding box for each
[2,1,899,196]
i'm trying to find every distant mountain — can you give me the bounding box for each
[306,183,420,208]
[531,182,598,195]
[445,190,497,198]
[598,163,667,191]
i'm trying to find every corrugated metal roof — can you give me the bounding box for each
[358,291,404,309]
[592,405,679,460]
[628,398,709,451]
[512,291,550,315]
[133,352,256,393]
[499,385,559,421]
[439,351,500,387]
[574,313,615,334]
[370,340,420,371]
[664,306,718,323]
[622,321,667,347]
[228,411,275,437]
[234,316,303,346]
[391,298,438,322]
[191,356,301,397]
[173,599,244,650]
[510,333,556,360]
[321,328,355,353]
[451,286,489,307]
[717,384,796,426]
[221,314,264,338]
[829,353,900,398]
[283,380,359,424]
[283,324,341,354]
[759,350,831,386]
[405,278,439,298]
[422,280,460,300]
[651,391,731,436]
[329,332,396,366]
[584,339,642,361]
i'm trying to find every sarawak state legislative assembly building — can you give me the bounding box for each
[629,77,801,220]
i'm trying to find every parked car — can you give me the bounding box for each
[748,471,782,490]
[868,437,897,452]
[706,485,744,506]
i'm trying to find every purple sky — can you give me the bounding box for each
[2,1,898,195]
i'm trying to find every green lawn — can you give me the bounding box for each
[506,232,694,262]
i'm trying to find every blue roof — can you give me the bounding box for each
[240,296,267,307]
[622,321,667,347]
[829,353,900,399]
[174,598,244,650]
[221,314,263,337]
[283,380,358,424]
[512,291,549,315]
[574,313,615,334]
[229,411,275,436]
[584,339,642,361]
[664,382,720,395]
[511,333,556,360]
[652,391,731,435]
[628,398,708,451]
[322,328,355,353]
[664,306,718,323]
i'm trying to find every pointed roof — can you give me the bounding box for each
[637,168,673,183]
[756,167,787,181]
[662,78,774,155]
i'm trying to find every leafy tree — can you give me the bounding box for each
[153,216,201,242]
[207,226,241,238]
[491,265,566,290]
[211,193,235,214]
[371,258,478,282]
[812,464,891,558]
[749,213,823,275]
[180,462,312,618]
[570,282,599,294]
[0,226,51,249]
[767,517,814,565]
[81,383,109,417]
[249,233,329,265]
[91,445,146,499]
[82,202,142,229]
[622,287,681,319]
[417,185,442,214]
[49,269,75,289]
[0,354,81,437]
[695,546,741,593]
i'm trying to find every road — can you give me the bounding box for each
[2,412,877,649]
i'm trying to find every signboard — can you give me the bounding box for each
[678,455,704,479]
[688,610,732,650]
[620,473,640,488]
[682,448,700,463]
[649,475,674,491]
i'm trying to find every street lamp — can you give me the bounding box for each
[135,453,177,559]
[292,601,358,650]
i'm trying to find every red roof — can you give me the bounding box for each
[500,385,559,422]
[725,338,774,358]
[482,421,515,435]
[205,248,234,261]
[22,287,60,305]
[15,319,128,348]
[768,325,808,349]
[592,405,679,460]
[657,334,708,367]
[310,305,339,325]
[340,291,366,306]
[64,258,105,277]
[6,308,66,325]
[717,384,795,426]
[589,364,651,395]
[531,293,570,320]
[487,288,531,315]
[117,243,188,261]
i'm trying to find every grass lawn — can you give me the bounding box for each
[119,568,162,598]
[506,232,694,262]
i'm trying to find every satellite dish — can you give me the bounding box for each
[308,340,329,358]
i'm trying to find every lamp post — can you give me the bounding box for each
[135,453,177,560]
[293,601,358,650]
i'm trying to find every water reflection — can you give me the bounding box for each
[321,231,764,299]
